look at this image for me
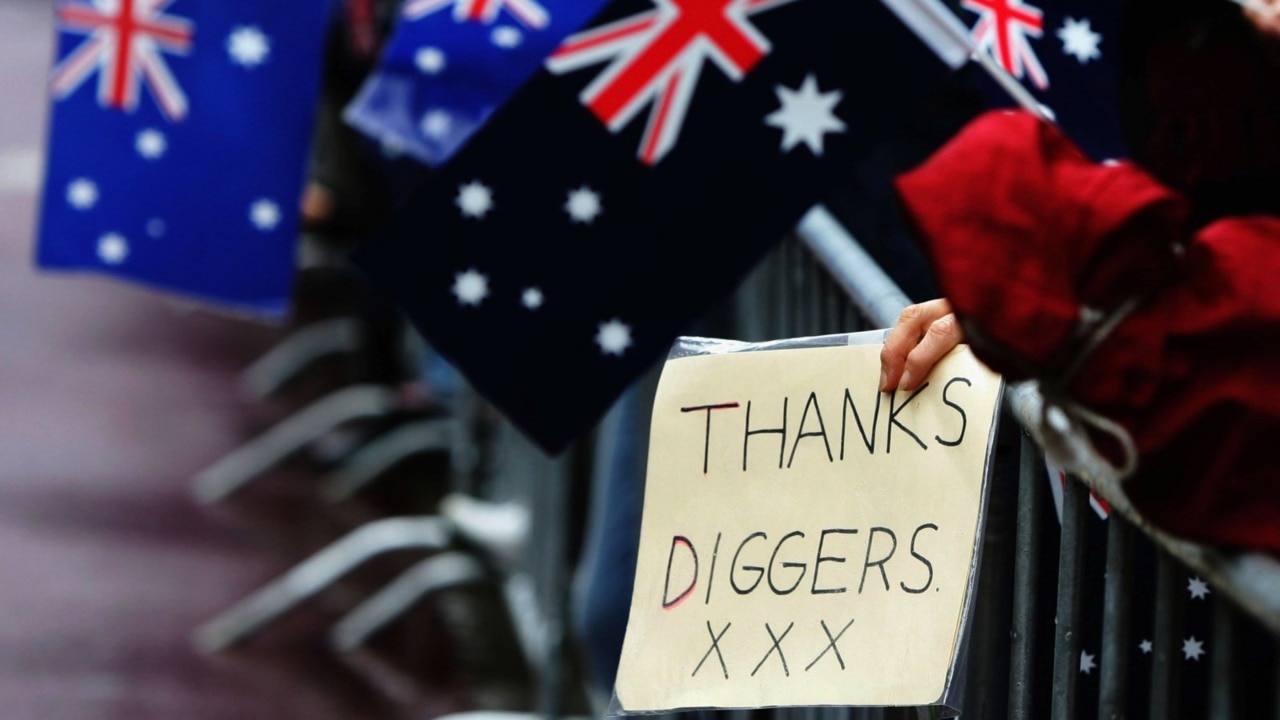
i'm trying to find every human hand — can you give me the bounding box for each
[879,299,964,393]
[301,181,335,228]
[1242,0,1280,39]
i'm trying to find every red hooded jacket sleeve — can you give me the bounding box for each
[895,110,1280,553]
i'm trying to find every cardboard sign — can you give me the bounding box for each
[615,339,1002,714]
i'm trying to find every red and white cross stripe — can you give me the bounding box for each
[51,0,194,122]
[962,0,1047,90]
[547,0,799,166]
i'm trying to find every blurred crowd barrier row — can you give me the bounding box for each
[183,207,1280,720]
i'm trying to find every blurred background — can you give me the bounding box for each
[6,0,1280,718]
[0,1,459,717]
[0,1,936,716]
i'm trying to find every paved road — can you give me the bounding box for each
[0,2,452,717]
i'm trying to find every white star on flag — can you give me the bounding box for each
[66,178,98,210]
[249,198,281,231]
[765,74,846,156]
[1182,636,1205,661]
[227,26,271,67]
[1139,639,1153,654]
[595,319,632,356]
[147,218,166,238]
[97,232,129,264]
[522,287,544,310]
[452,268,489,306]
[421,109,454,140]
[1079,650,1096,675]
[564,186,602,224]
[492,26,522,48]
[456,180,494,218]
[136,129,167,160]
[415,47,447,74]
[1187,576,1211,600]
[1057,17,1101,64]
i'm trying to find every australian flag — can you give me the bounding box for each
[1040,465,1272,718]
[353,0,965,453]
[960,0,1127,160]
[343,0,612,165]
[36,0,332,317]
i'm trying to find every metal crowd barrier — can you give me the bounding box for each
[449,202,1280,720]
[194,203,1279,720]
[781,204,1280,719]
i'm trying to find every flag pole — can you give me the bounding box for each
[967,50,1056,122]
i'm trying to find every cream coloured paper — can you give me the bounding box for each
[616,343,1002,712]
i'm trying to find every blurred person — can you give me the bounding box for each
[881,0,1280,392]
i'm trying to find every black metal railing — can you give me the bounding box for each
[788,205,1280,720]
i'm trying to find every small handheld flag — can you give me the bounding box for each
[37,0,332,317]
[343,0,612,165]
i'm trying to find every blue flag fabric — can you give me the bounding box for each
[353,0,957,453]
[343,0,612,166]
[36,0,332,317]
[959,0,1127,160]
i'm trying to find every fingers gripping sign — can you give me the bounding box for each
[879,299,964,393]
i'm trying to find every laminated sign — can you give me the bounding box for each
[614,333,1003,716]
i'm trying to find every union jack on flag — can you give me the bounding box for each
[962,0,1127,160]
[962,0,1046,90]
[547,0,797,166]
[1047,462,1111,521]
[51,0,195,122]
[402,0,551,29]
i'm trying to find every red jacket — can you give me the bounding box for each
[896,110,1280,553]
